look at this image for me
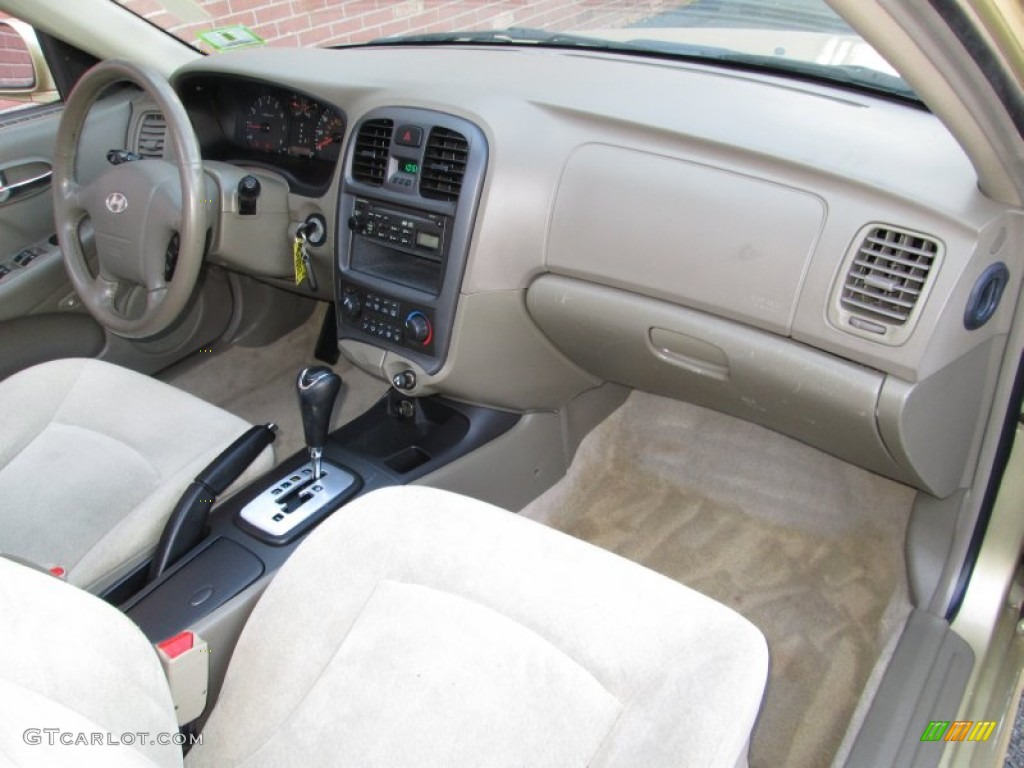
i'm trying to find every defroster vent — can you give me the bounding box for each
[421,127,469,202]
[352,119,393,186]
[840,226,939,327]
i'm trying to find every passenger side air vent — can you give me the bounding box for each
[421,127,469,202]
[833,225,942,344]
[135,111,166,158]
[352,119,393,186]
[841,227,939,324]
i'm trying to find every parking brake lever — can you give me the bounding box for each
[148,423,277,582]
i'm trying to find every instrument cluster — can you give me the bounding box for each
[242,91,346,163]
[176,74,346,195]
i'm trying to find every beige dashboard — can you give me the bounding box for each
[169,44,1022,500]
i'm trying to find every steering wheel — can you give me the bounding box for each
[53,59,208,339]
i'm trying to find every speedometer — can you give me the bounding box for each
[245,94,288,153]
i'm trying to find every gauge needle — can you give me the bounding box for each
[316,136,336,150]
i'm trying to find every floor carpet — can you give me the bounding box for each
[158,303,389,462]
[519,391,915,768]
[1007,691,1024,767]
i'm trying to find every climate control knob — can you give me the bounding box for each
[341,292,362,321]
[404,311,432,346]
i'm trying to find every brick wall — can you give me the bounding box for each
[0,22,34,86]
[0,1,679,113]
[120,0,678,51]
[0,12,30,112]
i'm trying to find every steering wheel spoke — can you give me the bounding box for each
[143,259,168,293]
[92,271,121,309]
[56,178,85,214]
[145,285,169,314]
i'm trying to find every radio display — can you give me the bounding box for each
[416,232,440,250]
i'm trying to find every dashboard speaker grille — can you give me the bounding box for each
[136,111,166,158]
[840,226,939,326]
[352,119,393,186]
[421,127,468,202]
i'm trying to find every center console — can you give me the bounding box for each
[112,377,517,723]
[335,108,488,375]
[115,386,518,640]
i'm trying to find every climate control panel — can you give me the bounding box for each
[339,282,435,354]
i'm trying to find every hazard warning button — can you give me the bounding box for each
[394,125,424,148]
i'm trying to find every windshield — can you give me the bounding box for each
[113,0,914,101]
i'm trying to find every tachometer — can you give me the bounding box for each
[314,110,345,162]
[245,94,288,153]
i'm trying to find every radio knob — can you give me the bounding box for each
[347,214,363,232]
[342,292,362,320]
[404,311,432,345]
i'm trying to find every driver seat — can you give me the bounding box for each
[0,357,274,593]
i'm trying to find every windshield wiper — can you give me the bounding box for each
[359,27,642,52]
[626,38,920,102]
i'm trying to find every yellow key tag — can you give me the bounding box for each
[293,238,307,286]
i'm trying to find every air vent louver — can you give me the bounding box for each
[136,112,166,158]
[421,127,469,202]
[840,227,939,326]
[352,119,393,186]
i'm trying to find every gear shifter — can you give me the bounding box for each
[297,365,342,480]
[238,366,356,542]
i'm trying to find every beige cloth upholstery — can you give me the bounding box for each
[190,486,769,768]
[0,358,273,592]
[0,556,181,768]
[0,486,767,767]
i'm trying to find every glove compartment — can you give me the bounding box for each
[527,275,993,497]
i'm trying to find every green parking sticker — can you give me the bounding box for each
[196,25,265,52]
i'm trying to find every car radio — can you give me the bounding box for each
[349,197,446,262]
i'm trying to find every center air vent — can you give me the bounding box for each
[352,119,393,186]
[834,225,942,343]
[421,127,469,202]
[135,111,166,158]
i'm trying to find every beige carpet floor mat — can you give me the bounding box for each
[520,391,915,768]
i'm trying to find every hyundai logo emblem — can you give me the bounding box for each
[105,191,128,214]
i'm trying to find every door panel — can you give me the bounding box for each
[0,96,131,323]
[0,106,60,254]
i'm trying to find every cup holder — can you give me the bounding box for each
[385,446,432,473]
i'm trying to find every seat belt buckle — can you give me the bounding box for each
[156,630,209,725]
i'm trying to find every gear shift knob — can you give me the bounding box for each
[296,365,341,479]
